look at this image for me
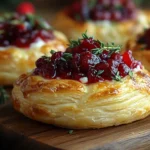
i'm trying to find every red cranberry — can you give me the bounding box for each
[36,57,50,68]
[51,52,63,62]
[111,53,123,63]
[123,50,134,67]
[88,68,104,83]
[111,11,122,21]
[16,2,35,15]
[131,61,142,69]
[118,63,130,77]
[67,0,136,21]
[33,36,142,84]
[73,73,85,80]
[71,53,81,71]
[99,50,109,60]
[80,51,92,72]
[0,14,54,48]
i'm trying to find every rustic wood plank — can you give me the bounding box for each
[0,124,61,150]
[0,102,150,150]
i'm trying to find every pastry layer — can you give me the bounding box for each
[12,70,150,129]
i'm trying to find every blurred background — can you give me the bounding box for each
[0,0,149,21]
[0,0,149,10]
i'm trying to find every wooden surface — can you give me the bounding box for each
[0,102,150,150]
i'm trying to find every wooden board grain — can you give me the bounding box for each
[0,102,150,150]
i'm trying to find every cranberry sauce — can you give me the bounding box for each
[0,13,54,48]
[33,33,142,84]
[137,28,150,49]
[66,0,137,22]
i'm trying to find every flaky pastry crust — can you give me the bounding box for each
[12,69,150,129]
[0,31,67,85]
[53,10,150,46]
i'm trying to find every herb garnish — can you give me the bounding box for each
[0,87,9,104]
[92,42,121,55]
[63,53,73,61]
[69,39,81,48]
[68,31,91,48]
[68,130,74,134]
[96,70,104,76]
[50,50,56,55]
[113,71,122,81]
[129,71,133,78]
[88,0,97,9]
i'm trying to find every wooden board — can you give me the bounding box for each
[0,103,150,150]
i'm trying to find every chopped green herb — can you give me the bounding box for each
[92,48,103,55]
[69,39,80,48]
[92,41,121,56]
[113,71,122,81]
[74,14,82,21]
[26,14,35,27]
[37,17,52,30]
[60,57,67,62]
[68,130,74,134]
[50,50,56,55]
[0,30,4,34]
[140,44,147,50]
[115,4,123,11]
[129,71,133,78]
[0,87,9,104]
[63,53,73,61]
[88,0,97,9]
[96,70,104,76]
[10,20,22,25]
[42,56,51,62]
[82,31,89,39]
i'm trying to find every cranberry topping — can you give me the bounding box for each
[0,13,54,48]
[16,2,35,15]
[137,28,150,49]
[66,0,137,22]
[33,33,142,84]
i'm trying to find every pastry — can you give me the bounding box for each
[126,28,150,71]
[0,13,67,85]
[12,33,150,129]
[53,0,150,46]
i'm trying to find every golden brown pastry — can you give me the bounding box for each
[12,33,150,129]
[126,28,150,71]
[53,0,150,46]
[0,13,67,85]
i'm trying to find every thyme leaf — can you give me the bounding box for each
[68,130,74,134]
[0,87,9,104]
[96,70,104,76]
[69,39,81,48]
[63,53,73,61]
[129,71,133,78]
[113,71,122,81]
[82,31,89,39]
[50,50,56,55]
[92,41,121,55]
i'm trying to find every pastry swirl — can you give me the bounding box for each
[12,70,150,129]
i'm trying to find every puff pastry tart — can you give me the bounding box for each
[12,33,150,129]
[0,13,67,85]
[126,28,150,71]
[53,0,150,46]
